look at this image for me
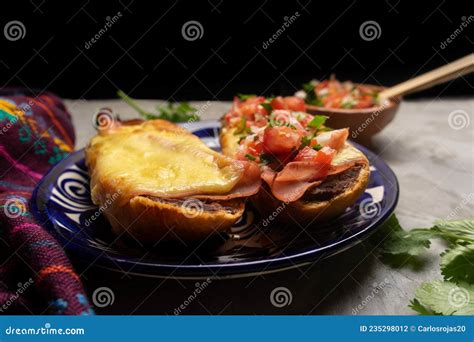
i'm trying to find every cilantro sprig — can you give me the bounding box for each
[374,216,474,315]
[117,90,200,123]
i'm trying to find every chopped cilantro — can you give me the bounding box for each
[234,117,251,135]
[307,115,328,129]
[245,154,256,161]
[261,102,273,114]
[299,135,313,149]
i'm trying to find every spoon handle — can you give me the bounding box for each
[379,53,474,100]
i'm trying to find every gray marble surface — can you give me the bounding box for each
[65,98,473,315]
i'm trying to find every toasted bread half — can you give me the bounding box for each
[219,126,370,225]
[252,160,370,225]
[85,119,259,243]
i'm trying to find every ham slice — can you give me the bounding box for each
[271,179,323,203]
[262,129,369,202]
[316,128,349,151]
[192,160,261,201]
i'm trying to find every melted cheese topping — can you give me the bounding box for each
[332,143,367,166]
[88,123,243,200]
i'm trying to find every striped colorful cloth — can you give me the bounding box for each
[0,89,93,315]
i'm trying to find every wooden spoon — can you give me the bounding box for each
[379,53,474,100]
[305,53,474,146]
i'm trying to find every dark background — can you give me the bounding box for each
[1,0,472,100]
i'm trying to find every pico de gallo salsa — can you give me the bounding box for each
[223,95,349,170]
[223,95,357,202]
[302,77,381,109]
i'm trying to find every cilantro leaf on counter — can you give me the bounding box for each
[441,244,474,284]
[408,299,436,316]
[412,280,474,315]
[381,228,435,257]
[432,220,474,243]
[373,217,474,315]
[117,90,200,123]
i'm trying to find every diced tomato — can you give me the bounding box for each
[299,114,313,127]
[315,80,329,92]
[322,94,343,108]
[283,96,306,111]
[271,96,306,112]
[263,126,302,154]
[239,103,261,119]
[243,96,266,105]
[247,140,264,156]
[311,79,378,109]
[309,139,319,148]
[231,96,268,121]
[354,95,373,109]
[294,146,335,163]
[270,97,288,110]
[314,146,336,163]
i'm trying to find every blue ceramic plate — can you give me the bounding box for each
[31,121,398,279]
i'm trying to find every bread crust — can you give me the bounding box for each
[219,126,370,225]
[85,119,246,243]
[251,161,369,225]
[103,196,244,243]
